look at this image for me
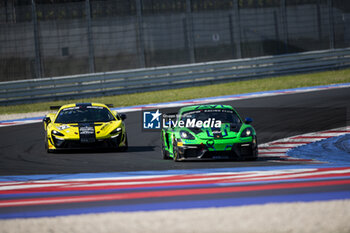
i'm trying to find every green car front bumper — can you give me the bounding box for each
[175,136,258,160]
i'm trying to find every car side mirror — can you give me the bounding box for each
[120,113,127,121]
[43,116,51,124]
[244,117,253,124]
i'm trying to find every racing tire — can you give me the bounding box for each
[172,140,181,162]
[119,134,128,152]
[161,145,169,160]
[161,137,170,160]
[246,138,258,161]
[45,136,54,153]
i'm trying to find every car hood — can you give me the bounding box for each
[52,121,120,138]
[187,123,241,140]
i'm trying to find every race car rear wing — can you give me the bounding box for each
[49,104,114,110]
[50,106,61,110]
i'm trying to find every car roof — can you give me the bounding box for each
[179,105,234,114]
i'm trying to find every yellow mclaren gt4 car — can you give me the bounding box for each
[43,103,128,152]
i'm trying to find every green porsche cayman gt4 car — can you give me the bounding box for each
[161,104,258,161]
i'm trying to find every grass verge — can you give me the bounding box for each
[1,68,350,115]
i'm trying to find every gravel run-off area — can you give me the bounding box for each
[1,200,350,233]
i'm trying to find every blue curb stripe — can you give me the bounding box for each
[288,134,350,165]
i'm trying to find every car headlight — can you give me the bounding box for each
[180,130,195,140]
[110,127,122,135]
[52,130,64,137]
[241,127,253,137]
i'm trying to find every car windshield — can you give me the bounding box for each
[55,106,115,123]
[181,109,241,125]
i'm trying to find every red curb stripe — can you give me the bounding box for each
[258,152,287,154]
[322,130,350,134]
[291,136,332,139]
[258,147,295,150]
[1,179,350,208]
[2,168,350,195]
[271,141,310,145]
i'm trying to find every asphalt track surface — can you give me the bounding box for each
[0,87,350,223]
[0,87,349,176]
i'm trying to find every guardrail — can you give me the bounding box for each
[1,48,350,105]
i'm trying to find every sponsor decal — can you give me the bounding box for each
[79,124,96,143]
[79,126,94,135]
[58,125,70,131]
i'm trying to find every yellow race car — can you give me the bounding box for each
[43,103,128,152]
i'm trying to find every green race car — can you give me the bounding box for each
[161,105,258,161]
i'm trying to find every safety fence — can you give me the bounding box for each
[1,0,349,82]
[0,48,349,105]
